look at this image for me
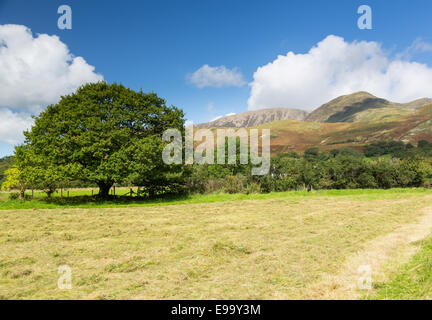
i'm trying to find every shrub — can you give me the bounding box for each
[223,175,247,194]
[357,172,378,188]
[204,179,225,193]
[418,140,431,149]
[257,175,273,193]
[371,159,398,189]
[245,182,261,194]
[8,192,19,200]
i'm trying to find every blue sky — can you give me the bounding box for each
[0,0,432,156]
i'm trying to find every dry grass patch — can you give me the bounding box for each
[1,194,432,299]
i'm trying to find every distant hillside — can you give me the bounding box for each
[198,108,309,128]
[398,98,432,109]
[196,92,432,154]
[255,103,432,154]
[305,92,432,123]
[198,92,432,128]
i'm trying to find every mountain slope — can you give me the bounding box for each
[255,103,432,154]
[196,92,432,154]
[305,92,391,122]
[398,98,432,109]
[198,92,432,128]
[305,92,432,123]
[199,108,309,128]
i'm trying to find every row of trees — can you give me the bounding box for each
[2,82,432,199]
[261,151,432,192]
[186,146,432,194]
[364,140,432,158]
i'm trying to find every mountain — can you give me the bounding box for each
[196,91,432,154]
[198,108,309,128]
[255,103,432,154]
[397,98,432,109]
[198,93,432,128]
[305,92,432,123]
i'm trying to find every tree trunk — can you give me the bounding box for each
[19,188,25,199]
[97,181,113,198]
[46,188,55,198]
[148,188,155,198]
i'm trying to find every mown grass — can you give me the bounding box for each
[367,235,432,300]
[0,188,430,210]
[1,190,432,299]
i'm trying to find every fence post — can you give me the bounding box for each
[67,191,69,197]
[113,185,116,196]
[61,188,63,197]
[32,189,34,199]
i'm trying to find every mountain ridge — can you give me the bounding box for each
[305,92,432,123]
[198,108,309,128]
[260,102,432,154]
[198,92,432,128]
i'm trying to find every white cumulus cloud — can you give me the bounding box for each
[248,35,432,110]
[0,24,103,146]
[0,108,33,145]
[187,64,245,88]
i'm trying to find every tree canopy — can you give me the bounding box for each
[18,82,185,197]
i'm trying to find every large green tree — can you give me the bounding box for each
[19,82,185,197]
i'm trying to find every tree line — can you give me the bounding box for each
[187,143,432,194]
[1,82,432,199]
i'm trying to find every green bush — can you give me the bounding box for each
[245,182,261,194]
[204,179,225,193]
[224,175,247,194]
[8,192,19,200]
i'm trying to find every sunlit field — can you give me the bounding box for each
[1,189,432,299]
[0,188,430,209]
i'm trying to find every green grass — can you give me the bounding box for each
[0,188,430,210]
[367,235,432,300]
[352,107,414,123]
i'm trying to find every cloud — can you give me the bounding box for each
[399,38,432,60]
[187,64,245,88]
[0,108,33,145]
[248,35,432,110]
[210,112,236,122]
[0,24,103,146]
[407,38,432,53]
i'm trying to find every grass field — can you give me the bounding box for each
[367,234,432,300]
[1,188,432,299]
[0,188,430,210]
